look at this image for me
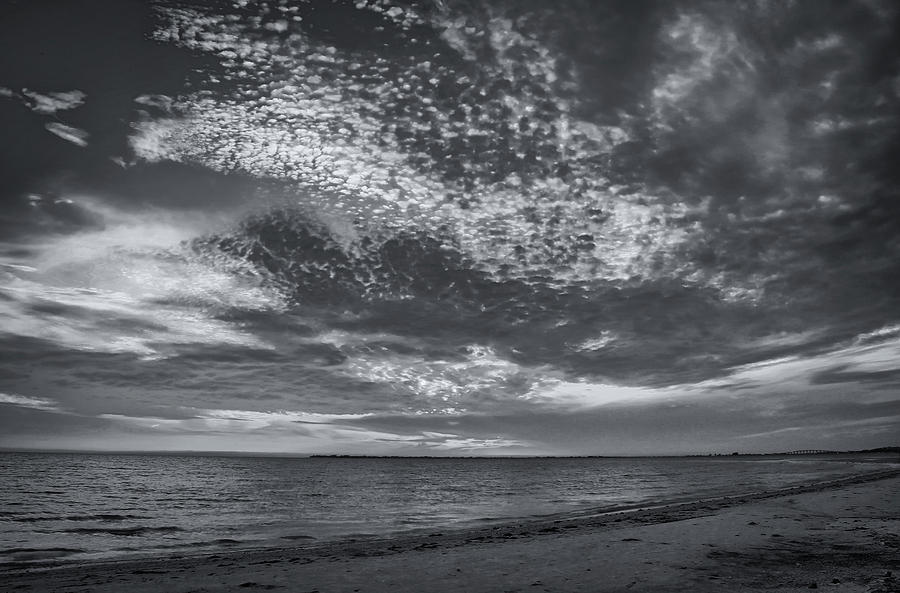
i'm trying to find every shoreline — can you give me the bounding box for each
[3,457,897,571]
[7,466,900,574]
[3,468,899,592]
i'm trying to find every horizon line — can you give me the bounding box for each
[1,446,897,459]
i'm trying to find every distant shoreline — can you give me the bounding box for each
[1,447,897,459]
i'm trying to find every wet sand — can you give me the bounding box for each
[3,469,899,593]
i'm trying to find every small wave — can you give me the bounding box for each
[0,547,86,562]
[0,546,85,554]
[12,513,148,523]
[156,497,255,503]
[398,517,433,525]
[94,513,148,521]
[60,525,185,536]
[173,538,243,547]
[148,538,243,549]
[127,538,244,551]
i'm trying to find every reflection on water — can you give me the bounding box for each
[1,452,895,565]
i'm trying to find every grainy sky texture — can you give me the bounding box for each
[0,0,898,455]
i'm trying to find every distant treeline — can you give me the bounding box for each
[309,447,900,459]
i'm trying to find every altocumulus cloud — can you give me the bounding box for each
[0,0,898,455]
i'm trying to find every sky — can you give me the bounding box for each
[0,0,898,456]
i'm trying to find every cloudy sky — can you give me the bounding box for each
[0,0,898,456]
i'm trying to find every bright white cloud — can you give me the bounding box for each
[132,2,725,296]
[338,344,531,407]
[571,331,617,352]
[526,380,678,409]
[713,332,900,394]
[45,122,89,147]
[0,393,61,412]
[196,408,372,424]
[0,200,282,359]
[23,89,86,114]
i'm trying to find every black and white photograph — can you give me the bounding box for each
[1,0,898,591]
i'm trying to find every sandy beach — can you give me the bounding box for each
[3,469,898,593]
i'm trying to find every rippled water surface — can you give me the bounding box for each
[1,452,895,565]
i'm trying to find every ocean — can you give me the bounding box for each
[1,452,896,566]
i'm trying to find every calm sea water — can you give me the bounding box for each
[1,452,896,566]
